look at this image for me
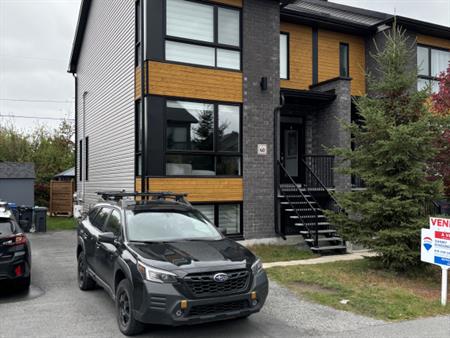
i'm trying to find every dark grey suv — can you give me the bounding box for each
[76,192,268,336]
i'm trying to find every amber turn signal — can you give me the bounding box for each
[180,300,188,310]
[251,291,257,300]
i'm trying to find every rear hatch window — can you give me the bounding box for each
[0,219,15,237]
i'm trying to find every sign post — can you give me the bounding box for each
[421,217,450,306]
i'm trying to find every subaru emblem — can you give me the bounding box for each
[213,273,229,283]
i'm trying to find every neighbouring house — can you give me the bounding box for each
[68,0,450,251]
[0,162,35,206]
[49,168,75,216]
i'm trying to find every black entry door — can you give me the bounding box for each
[280,122,305,183]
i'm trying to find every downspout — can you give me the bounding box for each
[140,0,147,193]
[274,93,285,239]
[73,74,78,190]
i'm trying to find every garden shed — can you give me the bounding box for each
[0,162,35,206]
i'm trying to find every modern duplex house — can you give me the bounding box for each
[69,0,450,250]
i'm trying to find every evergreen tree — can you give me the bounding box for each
[327,25,447,271]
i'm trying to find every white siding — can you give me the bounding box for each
[76,0,135,206]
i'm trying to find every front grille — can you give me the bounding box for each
[184,269,250,298]
[188,300,249,317]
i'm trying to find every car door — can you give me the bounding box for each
[84,207,111,272]
[94,208,122,288]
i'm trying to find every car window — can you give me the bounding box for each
[92,208,111,230]
[104,210,121,236]
[0,219,14,236]
[125,210,222,242]
[88,207,99,223]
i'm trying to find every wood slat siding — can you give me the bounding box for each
[147,61,243,103]
[318,29,366,96]
[147,178,243,202]
[416,34,450,50]
[280,23,313,90]
[210,0,242,7]
[76,0,135,206]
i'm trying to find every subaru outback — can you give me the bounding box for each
[76,192,268,336]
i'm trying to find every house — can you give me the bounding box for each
[0,162,35,206]
[68,0,450,250]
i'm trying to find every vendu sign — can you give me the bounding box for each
[421,217,450,306]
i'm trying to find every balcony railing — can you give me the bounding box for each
[303,155,334,189]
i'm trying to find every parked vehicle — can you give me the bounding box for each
[0,202,32,291]
[76,192,268,336]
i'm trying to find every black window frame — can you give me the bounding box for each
[135,101,142,177]
[85,136,89,181]
[417,44,450,88]
[339,42,349,77]
[193,202,243,238]
[164,98,242,177]
[280,32,290,80]
[163,0,242,71]
[135,0,142,67]
[79,139,83,182]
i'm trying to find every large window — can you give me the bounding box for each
[417,45,450,92]
[339,43,349,77]
[166,100,241,176]
[280,33,289,79]
[165,0,241,70]
[195,203,242,235]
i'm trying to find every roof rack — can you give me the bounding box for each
[96,191,191,206]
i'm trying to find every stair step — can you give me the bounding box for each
[280,201,317,205]
[305,237,342,243]
[290,215,326,219]
[311,245,347,251]
[299,229,336,234]
[285,208,322,212]
[296,222,331,227]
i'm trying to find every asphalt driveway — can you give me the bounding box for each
[0,231,448,338]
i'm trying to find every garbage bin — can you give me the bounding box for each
[18,206,33,232]
[7,202,18,220]
[34,207,48,232]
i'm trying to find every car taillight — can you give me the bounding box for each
[3,234,27,246]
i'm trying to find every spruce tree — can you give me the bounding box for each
[327,25,447,271]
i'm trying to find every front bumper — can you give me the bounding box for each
[0,249,30,281]
[134,270,269,326]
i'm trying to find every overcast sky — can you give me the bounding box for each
[0,0,449,133]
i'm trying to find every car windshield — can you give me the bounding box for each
[125,210,222,242]
[0,219,14,236]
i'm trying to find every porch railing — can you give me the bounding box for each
[303,155,335,189]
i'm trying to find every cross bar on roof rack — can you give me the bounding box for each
[96,191,190,204]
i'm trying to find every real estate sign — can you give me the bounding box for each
[421,217,450,306]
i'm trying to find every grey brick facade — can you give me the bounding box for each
[242,0,280,239]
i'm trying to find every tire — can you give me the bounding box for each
[116,279,144,336]
[77,251,96,290]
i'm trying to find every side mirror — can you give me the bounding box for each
[218,227,227,236]
[98,232,116,244]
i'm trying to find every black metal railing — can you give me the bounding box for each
[303,155,335,189]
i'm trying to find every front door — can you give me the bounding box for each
[280,122,304,182]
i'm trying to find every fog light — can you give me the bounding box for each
[175,310,183,317]
[251,291,257,300]
[180,300,188,310]
[251,299,258,307]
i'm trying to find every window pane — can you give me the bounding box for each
[93,208,110,230]
[166,154,215,176]
[431,49,449,77]
[136,155,142,176]
[218,105,240,152]
[340,43,349,77]
[417,78,430,91]
[166,41,215,67]
[166,0,213,42]
[219,204,240,234]
[167,100,214,151]
[195,205,215,224]
[431,80,440,94]
[217,49,240,70]
[417,46,429,76]
[104,210,121,236]
[280,33,288,79]
[218,8,240,46]
[217,156,241,175]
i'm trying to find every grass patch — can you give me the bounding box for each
[47,216,77,231]
[247,245,317,263]
[267,259,450,321]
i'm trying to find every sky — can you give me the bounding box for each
[0,0,449,133]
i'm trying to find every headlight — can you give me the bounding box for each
[137,262,178,283]
[251,258,263,275]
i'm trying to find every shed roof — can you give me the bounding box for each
[54,167,75,178]
[0,162,36,179]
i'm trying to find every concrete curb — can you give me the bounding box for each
[263,250,377,268]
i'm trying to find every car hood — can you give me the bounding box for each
[127,238,256,273]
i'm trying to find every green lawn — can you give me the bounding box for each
[247,244,317,263]
[47,216,77,231]
[267,259,450,321]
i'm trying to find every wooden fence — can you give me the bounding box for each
[49,180,74,216]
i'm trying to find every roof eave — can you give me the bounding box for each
[68,0,92,74]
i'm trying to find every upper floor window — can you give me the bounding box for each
[417,45,450,92]
[280,33,289,79]
[165,0,241,70]
[166,100,241,176]
[339,43,349,77]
